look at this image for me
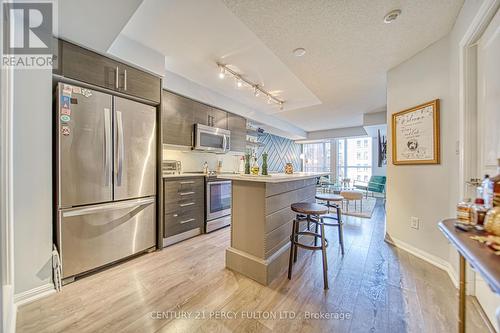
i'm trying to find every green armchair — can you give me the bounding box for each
[353,176,386,198]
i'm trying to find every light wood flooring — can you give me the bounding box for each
[17,201,490,332]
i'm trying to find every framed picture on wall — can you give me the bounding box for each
[392,99,440,165]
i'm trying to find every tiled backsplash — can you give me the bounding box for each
[163,147,243,173]
[256,133,303,172]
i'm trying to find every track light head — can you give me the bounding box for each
[218,65,225,79]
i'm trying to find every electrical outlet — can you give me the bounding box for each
[410,217,420,230]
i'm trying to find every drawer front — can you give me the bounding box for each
[164,210,204,237]
[164,178,204,199]
[164,197,204,214]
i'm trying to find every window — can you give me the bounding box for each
[303,142,331,173]
[337,137,372,183]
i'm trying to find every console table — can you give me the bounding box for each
[438,218,500,333]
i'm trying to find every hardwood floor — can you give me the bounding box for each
[17,201,489,333]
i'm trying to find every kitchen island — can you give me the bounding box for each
[220,172,328,285]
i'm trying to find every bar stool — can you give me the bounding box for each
[315,193,345,255]
[288,202,329,289]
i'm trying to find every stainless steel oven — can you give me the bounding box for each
[205,178,231,232]
[194,123,230,153]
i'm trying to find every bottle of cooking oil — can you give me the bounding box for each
[251,155,260,175]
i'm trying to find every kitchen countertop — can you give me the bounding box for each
[216,172,328,183]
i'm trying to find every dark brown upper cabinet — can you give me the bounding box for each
[162,90,194,147]
[210,107,228,129]
[227,113,247,153]
[58,40,161,104]
[119,63,161,103]
[162,90,245,151]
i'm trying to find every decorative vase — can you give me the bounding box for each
[285,162,294,174]
[262,153,268,176]
[244,153,251,175]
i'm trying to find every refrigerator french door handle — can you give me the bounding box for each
[103,108,112,186]
[62,197,155,217]
[116,111,124,186]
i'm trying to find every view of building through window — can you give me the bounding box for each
[337,137,372,183]
[303,142,331,173]
[302,137,372,184]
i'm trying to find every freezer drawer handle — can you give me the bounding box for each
[180,218,195,224]
[179,191,195,196]
[62,198,154,217]
[179,202,195,207]
[179,181,195,185]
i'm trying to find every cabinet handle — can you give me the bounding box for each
[180,181,195,184]
[179,191,195,196]
[173,214,178,217]
[179,202,195,207]
[115,66,119,89]
[124,69,127,91]
[180,218,195,224]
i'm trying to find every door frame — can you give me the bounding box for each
[1,0,16,330]
[458,0,499,302]
[458,0,499,199]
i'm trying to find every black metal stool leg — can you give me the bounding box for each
[320,218,329,289]
[337,206,345,255]
[293,215,300,263]
[314,215,319,247]
[288,218,297,279]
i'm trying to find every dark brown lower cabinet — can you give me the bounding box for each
[163,177,204,239]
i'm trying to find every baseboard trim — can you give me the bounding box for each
[386,235,459,289]
[3,284,17,333]
[14,283,55,307]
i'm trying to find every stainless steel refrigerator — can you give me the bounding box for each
[55,82,156,282]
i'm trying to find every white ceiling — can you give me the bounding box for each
[120,0,321,113]
[56,0,144,53]
[119,0,463,133]
[222,0,464,131]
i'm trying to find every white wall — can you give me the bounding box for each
[12,68,54,295]
[386,34,452,261]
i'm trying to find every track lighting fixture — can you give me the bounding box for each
[216,62,285,108]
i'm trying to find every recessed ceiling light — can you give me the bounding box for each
[384,9,401,24]
[293,48,306,57]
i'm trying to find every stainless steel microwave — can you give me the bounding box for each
[194,123,231,153]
